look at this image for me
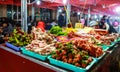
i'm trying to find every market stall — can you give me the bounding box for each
[0,26,119,72]
[0,0,120,72]
[0,33,120,72]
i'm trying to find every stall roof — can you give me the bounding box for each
[0,0,120,15]
[0,0,21,6]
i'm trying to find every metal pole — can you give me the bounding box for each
[32,5,35,21]
[87,7,90,26]
[21,0,24,31]
[21,0,27,32]
[66,1,71,25]
[56,8,59,20]
[17,6,19,22]
[12,5,14,20]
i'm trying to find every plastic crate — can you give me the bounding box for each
[48,56,96,72]
[5,42,21,51]
[21,48,48,61]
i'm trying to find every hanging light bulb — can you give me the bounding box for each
[94,15,97,19]
[88,14,91,18]
[58,8,62,12]
[100,14,103,18]
[77,12,80,15]
[102,4,106,8]
[36,0,41,5]
[63,0,67,5]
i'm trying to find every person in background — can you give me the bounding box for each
[106,16,117,33]
[89,21,99,29]
[31,16,37,27]
[2,22,9,36]
[58,13,66,27]
[118,22,120,34]
[0,27,4,44]
[51,20,58,26]
[8,23,14,35]
[75,20,84,29]
[80,17,85,25]
[84,18,88,27]
[36,19,45,32]
[70,14,78,28]
[89,18,96,27]
[98,15,110,31]
[16,23,21,31]
[27,16,32,34]
[98,15,117,33]
[113,20,119,33]
[45,22,52,30]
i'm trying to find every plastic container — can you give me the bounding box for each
[48,56,96,72]
[105,42,114,47]
[99,42,116,50]
[115,37,120,42]
[21,48,48,61]
[94,53,106,62]
[118,37,120,41]
[5,42,21,51]
[101,45,110,51]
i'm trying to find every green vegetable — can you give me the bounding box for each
[50,26,62,34]
[8,29,32,47]
[57,32,68,36]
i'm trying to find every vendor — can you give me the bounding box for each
[99,15,117,33]
[89,21,99,29]
[98,15,109,31]
[58,13,66,27]
[2,22,9,36]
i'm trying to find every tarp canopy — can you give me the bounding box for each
[0,0,20,6]
[0,0,120,15]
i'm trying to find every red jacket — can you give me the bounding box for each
[36,21,45,32]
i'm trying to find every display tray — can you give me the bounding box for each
[5,42,21,52]
[48,56,96,72]
[21,48,48,61]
